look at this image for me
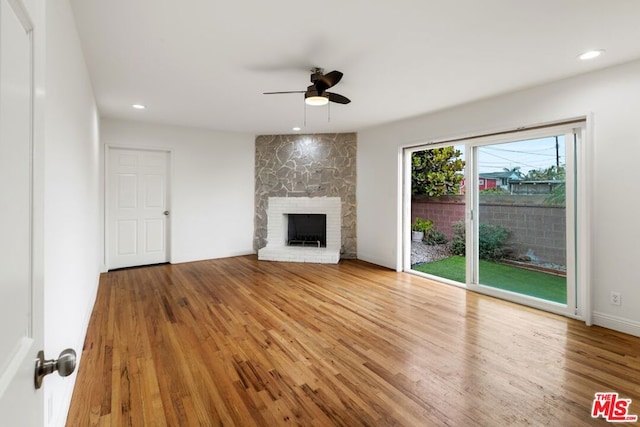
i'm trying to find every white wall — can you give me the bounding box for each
[358,59,640,337]
[100,119,255,264]
[44,0,101,426]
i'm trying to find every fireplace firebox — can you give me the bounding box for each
[287,214,326,247]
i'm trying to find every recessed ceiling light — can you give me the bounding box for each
[579,49,604,60]
[132,104,146,109]
[292,127,301,131]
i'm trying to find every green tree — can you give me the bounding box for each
[412,147,465,196]
[524,165,565,181]
[545,183,566,206]
[524,164,566,206]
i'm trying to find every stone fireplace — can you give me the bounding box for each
[258,197,341,263]
[254,133,357,260]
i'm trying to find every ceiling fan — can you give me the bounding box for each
[264,68,351,106]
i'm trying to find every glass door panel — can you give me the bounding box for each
[408,144,466,285]
[475,136,569,305]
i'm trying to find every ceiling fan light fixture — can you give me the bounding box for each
[305,95,329,106]
[265,69,349,106]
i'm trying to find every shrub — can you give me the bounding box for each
[450,221,510,261]
[423,228,447,245]
[479,223,510,260]
[411,217,433,233]
[412,147,465,196]
[450,221,466,256]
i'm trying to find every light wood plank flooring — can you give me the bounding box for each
[67,255,640,426]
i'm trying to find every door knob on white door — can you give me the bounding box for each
[163,211,170,216]
[34,348,77,389]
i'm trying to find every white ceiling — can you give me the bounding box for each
[70,0,640,135]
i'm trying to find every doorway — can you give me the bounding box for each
[404,121,588,319]
[106,147,171,270]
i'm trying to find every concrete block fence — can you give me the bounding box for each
[412,195,566,266]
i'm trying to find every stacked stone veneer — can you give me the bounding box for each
[255,133,356,258]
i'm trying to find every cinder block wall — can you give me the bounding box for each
[412,195,566,265]
[411,196,464,239]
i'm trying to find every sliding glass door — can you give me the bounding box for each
[469,129,577,315]
[406,122,585,318]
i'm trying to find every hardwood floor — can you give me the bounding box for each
[67,256,640,426]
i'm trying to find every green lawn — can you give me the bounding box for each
[412,256,566,303]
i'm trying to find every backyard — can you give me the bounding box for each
[412,254,566,303]
[410,141,569,306]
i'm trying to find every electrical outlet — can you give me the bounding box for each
[610,291,621,306]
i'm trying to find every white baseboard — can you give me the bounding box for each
[53,273,101,427]
[355,252,396,270]
[592,312,640,338]
[171,250,255,265]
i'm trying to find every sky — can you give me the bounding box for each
[455,136,566,175]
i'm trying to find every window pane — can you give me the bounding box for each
[477,136,567,303]
[410,145,466,284]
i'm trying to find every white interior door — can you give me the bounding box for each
[0,0,43,424]
[107,148,170,270]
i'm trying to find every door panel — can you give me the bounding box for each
[467,127,580,317]
[145,219,165,253]
[108,148,170,269]
[116,220,137,255]
[476,136,568,304]
[118,174,137,208]
[144,174,164,207]
[0,0,43,425]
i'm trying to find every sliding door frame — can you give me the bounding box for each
[465,124,583,318]
[403,118,591,324]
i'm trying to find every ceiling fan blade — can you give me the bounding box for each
[327,92,350,104]
[263,91,306,95]
[314,70,343,94]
